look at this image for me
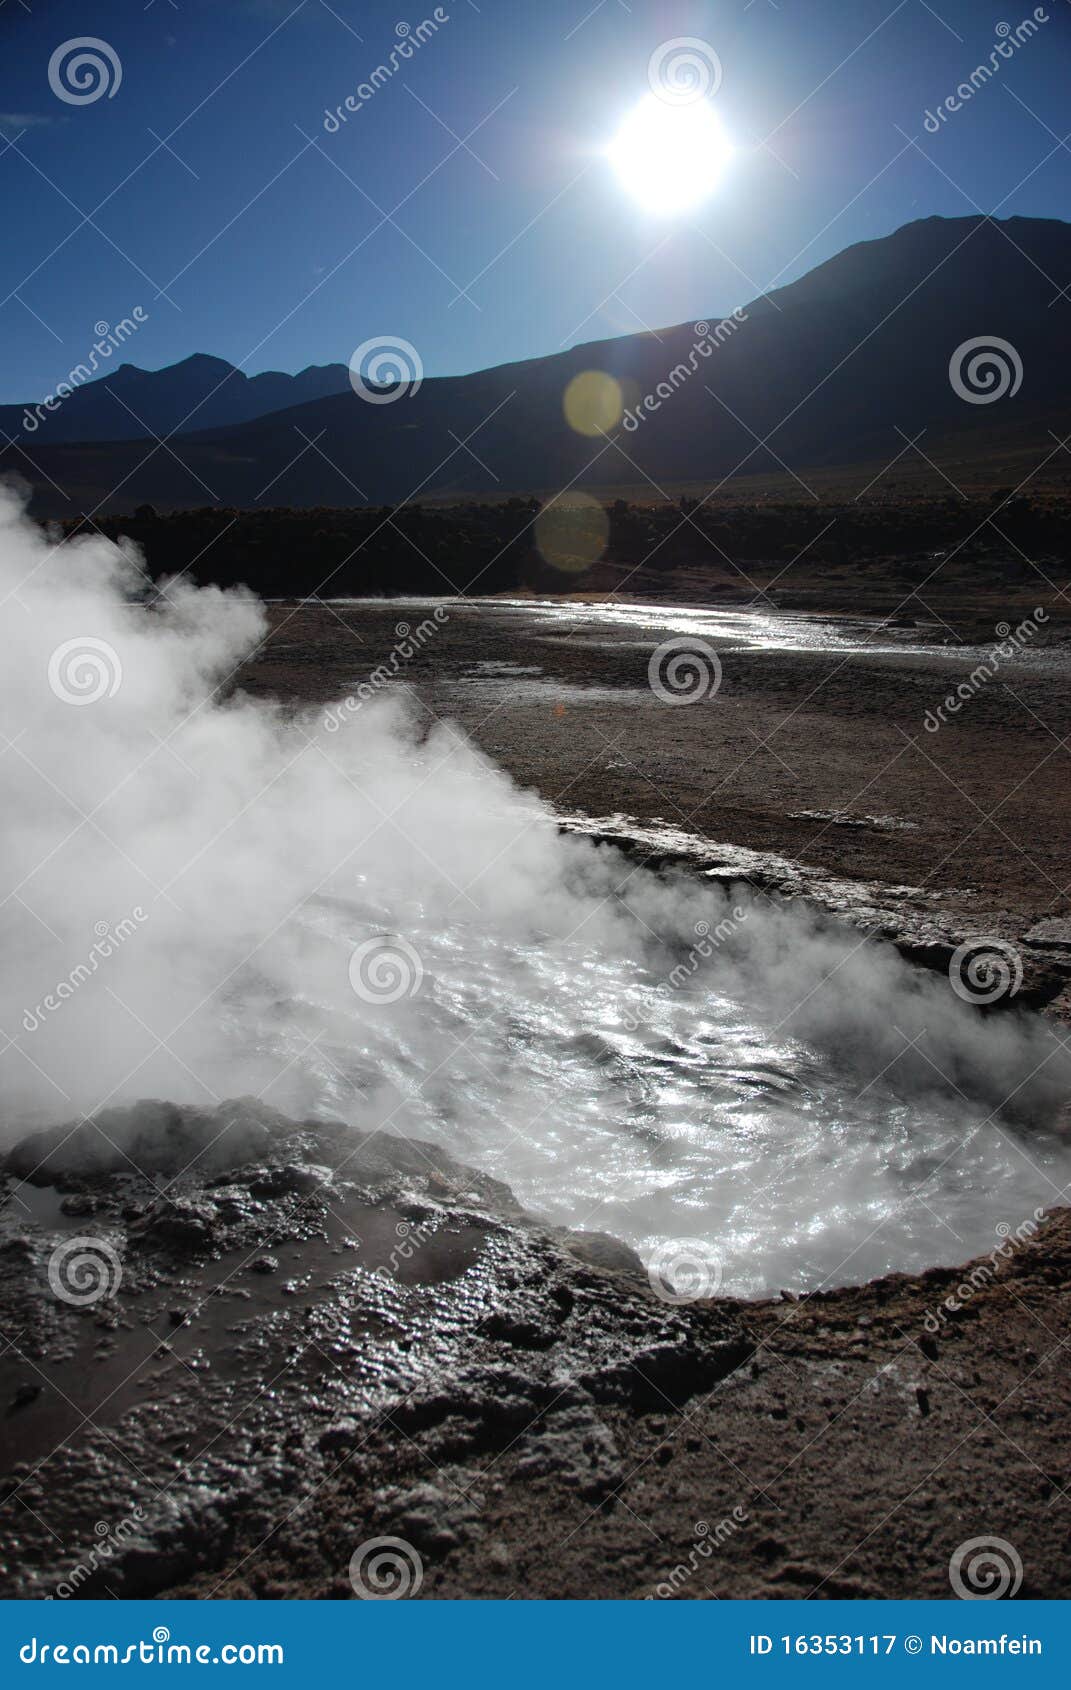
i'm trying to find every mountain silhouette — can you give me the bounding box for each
[2,353,350,444]
[8,215,1071,518]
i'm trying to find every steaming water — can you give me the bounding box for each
[234,879,1070,1300]
[4,494,1070,1302]
[339,594,1065,667]
[337,595,1068,684]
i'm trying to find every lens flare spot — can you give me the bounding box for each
[534,493,608,574]
[563,370,623,437]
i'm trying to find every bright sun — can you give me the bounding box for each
[607,94,733,215]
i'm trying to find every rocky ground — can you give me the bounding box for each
[3,589,1070,1601]
[249,592,1071,1013]
[1,1100,1067,1601]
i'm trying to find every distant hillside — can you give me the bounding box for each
[0,354,350,444]
[8,215,1071,518]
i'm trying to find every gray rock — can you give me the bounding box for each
[559,1230,645,1276]
[4,1099,287,1180]
[378,1480,482,1556]
[513,1404,623,1501]
[317,1420,360,1455]
[132,1197,218,1250]
[249,1164,332,1199]
[1024,917,1071,951]
[59,1194,99,1217]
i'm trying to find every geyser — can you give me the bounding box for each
[1,485,1068,1294]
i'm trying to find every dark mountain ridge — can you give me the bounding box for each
[2,353,351,444]
[8,214,1071,517]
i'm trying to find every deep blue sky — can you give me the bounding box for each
[1,0,1070,401]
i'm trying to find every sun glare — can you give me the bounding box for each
[607,94,733,215]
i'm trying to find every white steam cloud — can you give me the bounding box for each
[1,484,1067,1289]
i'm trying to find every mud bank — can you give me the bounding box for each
[561,813,1071,1016]
[1,1100,1067,1600]
[248,597,1071,1022]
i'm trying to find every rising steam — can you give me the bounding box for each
[1,483,1067,1289]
